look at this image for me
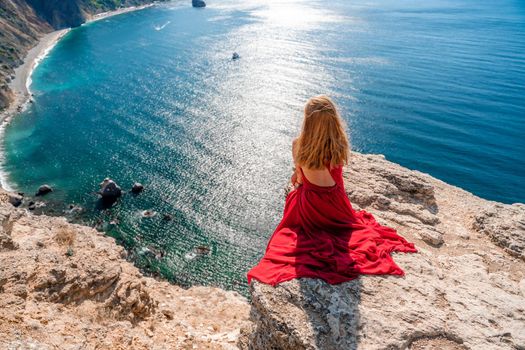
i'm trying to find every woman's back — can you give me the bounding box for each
[300,166,336,187]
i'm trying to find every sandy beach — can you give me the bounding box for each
[0,29,69,123]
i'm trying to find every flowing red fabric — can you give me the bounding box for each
[247,164,417,286]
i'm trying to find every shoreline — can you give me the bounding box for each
[86,3,154,24]
[0,29,69,191]
[0,3,155,190]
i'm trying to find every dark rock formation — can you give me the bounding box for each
[196,245,210,255]
[131,182,144,194]
[35,184,53,196]
[192,0,206,8]
[7,192,23,207]
[99,178,122,199]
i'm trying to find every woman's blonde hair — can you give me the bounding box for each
[295,95,350,169]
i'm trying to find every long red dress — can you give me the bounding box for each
[247,164,417,286]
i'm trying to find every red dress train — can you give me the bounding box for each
[247,164,417,286]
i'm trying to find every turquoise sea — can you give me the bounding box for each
[3,0,525,292]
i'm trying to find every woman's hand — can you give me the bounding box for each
[291,168,303,188]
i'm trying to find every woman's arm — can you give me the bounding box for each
[291,138,303,187]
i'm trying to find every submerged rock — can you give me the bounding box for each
[131,182,144,194]
[196,245,211,255]
[99,178,122,199]
[146,245,166,260]
[66,204,83,215]
[141,210,157,218]
[35,184,53,196]
[192,0,206,8]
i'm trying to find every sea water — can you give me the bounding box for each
[3,0,524,292]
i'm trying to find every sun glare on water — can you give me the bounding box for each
[252,0,344,28]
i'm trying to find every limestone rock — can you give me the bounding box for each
[240,152,525,350]
[7,192,23,207]
[473,203,525,260]
[419,228,444,246]
[0,188,250,349]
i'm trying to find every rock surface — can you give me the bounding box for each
[0,189,250,349]
[192,0,206,8]
[239,152,525,350]
[35,184,53,196]
[0,152,523,349]
[99,178,122,199]
[131,182,144,194]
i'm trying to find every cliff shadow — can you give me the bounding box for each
[298,277,362,349]
[241,228,362,349]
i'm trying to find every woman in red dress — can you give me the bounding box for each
[247,95,417,286]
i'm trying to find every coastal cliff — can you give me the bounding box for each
[239,152,525,350]
[0,189,251,349]
[0,0,160,110]
[1,152,523,349]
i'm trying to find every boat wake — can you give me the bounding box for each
[154,21,171,31]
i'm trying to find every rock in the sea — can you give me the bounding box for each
[131,182,144,194]
[141,210,157,218]
[196,245,211,255]
[192,0,206,8]
[232,52,240,60]
[162,214,173,221]
[99,178,122,199]
[35,184,53,196]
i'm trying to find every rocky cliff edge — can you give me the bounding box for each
[1,151,524,349]
[0,190,251,349]
[239,152,525,350]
